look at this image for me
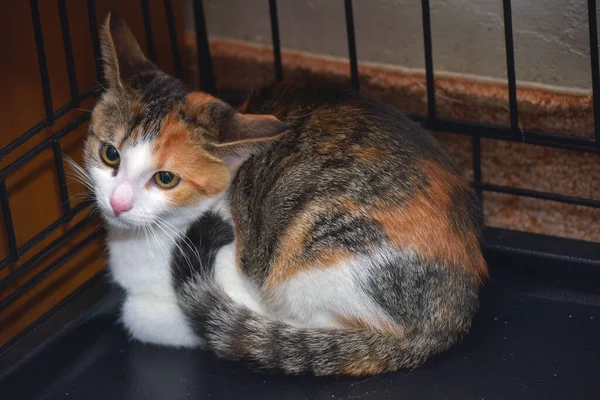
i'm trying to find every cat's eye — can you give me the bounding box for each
[153,171,180,189]
[100,143,120,167]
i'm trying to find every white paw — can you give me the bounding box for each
[121,293,203,348]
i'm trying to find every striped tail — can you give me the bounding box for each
[177,281,465,376]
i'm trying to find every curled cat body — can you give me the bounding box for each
[85,13,487,376]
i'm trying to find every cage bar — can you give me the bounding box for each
[0,122,46,161]
[0,211,94,291]
[58,0,79,107]
[164,0,184,79]
[0,85,97,160]
[30,0,54,126]
[0,268,106,353]
[588,0,600,145]
[502,0,519,133]
[269,0,283,82]
[0,200,91,270]
[0,101,75,160]
[344,0,359,90]
[421,0,436,121]
[423,117,600,154]
[141,0,158,63]
[0,228,103,311]
[0,180,18,266]
[87,0,103,84]
[0,114,90,179]
[192,0,215,93]
[51,140,72,221]
[477,183,600,208]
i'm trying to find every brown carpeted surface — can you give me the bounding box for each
[184,37,600,243]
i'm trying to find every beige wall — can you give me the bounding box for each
[183,0,598,90]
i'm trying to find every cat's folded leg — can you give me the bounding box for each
[213,242,266,315]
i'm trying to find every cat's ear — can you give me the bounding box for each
[205,100,290,170]
[100,12,157,89]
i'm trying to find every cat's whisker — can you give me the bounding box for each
[64,168,92,181]
[69,173,93,188]
[65,193,93,205]
[64,167,93,183]
[141,224,152,249]
[149,219,183,262]
[152,222,172,256]
[63,155,87,173]
[93,78,108,93]
[151,219,194,277]
[138,225,145,243]
[86,203,100,218]
[145,223,176,275]
[155,216,202,267]
[64,180,94,191]
[63,157,95,192]
[144,225,158,258]
[65,195,93,210]
[66,192,84,201]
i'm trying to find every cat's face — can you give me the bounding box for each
[86,13,288,230]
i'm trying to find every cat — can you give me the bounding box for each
[84,13,487,376]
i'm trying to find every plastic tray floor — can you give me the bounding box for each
[1,264,599,400]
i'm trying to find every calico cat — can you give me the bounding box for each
[85,13,487,376]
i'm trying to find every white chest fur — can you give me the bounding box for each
[107,227,177,296]
[107,226,202,348]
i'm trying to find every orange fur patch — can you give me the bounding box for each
[263,202,353,288]
[339,353,387,376]
[316,141,343,154]
[353,146,390,163]
[263,161,485,288]
[335,315,405,339]
[185,92,215,108]
[152,110,231,206]
[371,160,487,281]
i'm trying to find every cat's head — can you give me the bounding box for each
[85,13,288,230]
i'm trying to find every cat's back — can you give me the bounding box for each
[237,81,466,207]
[232,81,486,285]
[242,80,450,165]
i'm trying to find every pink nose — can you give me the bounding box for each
[110,183,133,216]
[110,197,131,216]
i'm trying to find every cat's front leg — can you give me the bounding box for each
[121,292,204,348]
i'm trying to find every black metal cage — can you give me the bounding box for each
[1,0,600,357]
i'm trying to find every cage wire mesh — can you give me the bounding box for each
[1,0,600,347]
